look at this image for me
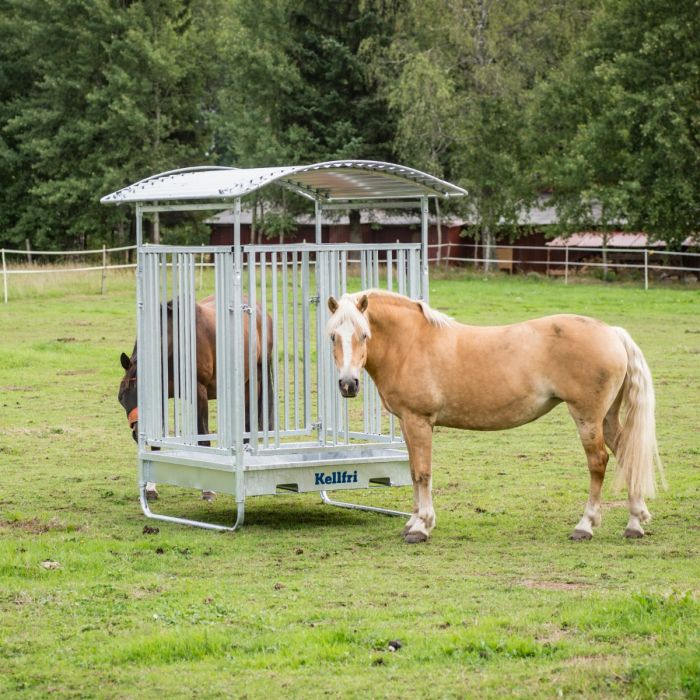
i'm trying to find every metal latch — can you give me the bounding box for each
[308,294,320,305]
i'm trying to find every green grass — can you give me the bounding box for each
[1,271,698,699]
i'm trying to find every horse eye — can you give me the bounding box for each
[330,333,336,342]
[360,333,367,341]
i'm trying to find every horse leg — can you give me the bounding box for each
[399,419,419,536]
[569,409,609,541]
[401,415,435,544]
[603,393,650,537]
[197,383,216,502]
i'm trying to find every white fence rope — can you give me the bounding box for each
[2,242,698,303]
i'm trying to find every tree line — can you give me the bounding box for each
[0,0,697,250]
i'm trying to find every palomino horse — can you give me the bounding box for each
[326,289,664,544]
[118,294,274,501]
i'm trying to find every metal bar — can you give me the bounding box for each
[248,250,258,448]
[139,484,244,531]
[302,250,312,432]
[292,252,300,430]
[160,254,170,438]
[281,252,290,433]
[321,200,422,211]
[420,196,429,301]
[260,251,270,448]
[232,197,246,511]
[315,201,322,244]
[140,203,238,214]
[271,252,280,449]
[319,491,410,518]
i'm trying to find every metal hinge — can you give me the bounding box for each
[311,421,323,431]
[241,303,253,315]
[308,294,320,305]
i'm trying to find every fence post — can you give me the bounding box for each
[2,249,7,303]
[101,244,107,295]
[644,249,649,291]
[564,246,569,285]
[25,239,32,264]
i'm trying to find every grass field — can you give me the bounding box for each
[1,270,698,699]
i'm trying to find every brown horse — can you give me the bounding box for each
[326,289,665,544]
[118,294,274,500]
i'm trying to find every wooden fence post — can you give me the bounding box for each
[2,249,8,303]
[101,244,107,295]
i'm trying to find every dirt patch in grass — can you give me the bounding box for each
[0,517,76,534]
[521,579,590,591]
[56,369,96,376]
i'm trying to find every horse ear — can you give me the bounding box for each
[328,296,339,314]
[120,352,130,370]
[356,294,369,313]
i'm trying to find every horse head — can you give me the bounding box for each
[326,293,370,398]
[118,350,138,442]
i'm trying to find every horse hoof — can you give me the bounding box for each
[569,529,592,541]
[623,528,644,539]
[202,491,216,502]
[404,531,428,544]
[145,490,159,502]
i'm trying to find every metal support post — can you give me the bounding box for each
[420,196,429,301]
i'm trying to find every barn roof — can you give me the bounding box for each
[100,160,467,205]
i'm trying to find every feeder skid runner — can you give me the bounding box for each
[102,160,466,531]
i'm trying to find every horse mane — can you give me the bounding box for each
[343,289,456,329]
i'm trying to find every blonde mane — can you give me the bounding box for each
[327,289,456,333]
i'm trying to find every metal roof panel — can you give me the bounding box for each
[100,160,467,205]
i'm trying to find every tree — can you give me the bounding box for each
[367,0,597,268]
[0,0,225,249]
[534,0,700,247]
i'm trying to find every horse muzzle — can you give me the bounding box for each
[127,408,138,441]
[339,377,360,398]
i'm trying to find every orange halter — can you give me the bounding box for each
[127,407,139,428]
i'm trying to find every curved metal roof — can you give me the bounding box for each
[100,160,466,205]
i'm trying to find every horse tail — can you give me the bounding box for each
[611,327,665,498]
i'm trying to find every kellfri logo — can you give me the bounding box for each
[314,470,358,486]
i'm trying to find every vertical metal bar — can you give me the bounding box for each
[171,254,181,438]
[292,252,300,430]
[160,254,169,439]
[302,250,312,434]
[565,246,569,285]
[282,251,290,433]
[315,201,323,244]
[135,205,145,460]
[341,249,347,294]
[260,251,270,447]
[387,249,393,292]
[421,196,429,301]
[248,250,258,449]
[330,250,339,446]
[398,249,406,296]
[271,252,280,448]
[232,198,246,506]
